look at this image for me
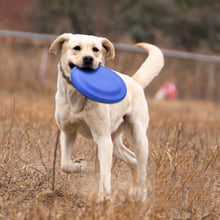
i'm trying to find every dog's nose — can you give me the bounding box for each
[83,56,94,66]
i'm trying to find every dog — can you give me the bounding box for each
[49,33,164,201]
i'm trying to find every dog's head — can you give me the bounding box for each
[49,33,115,72]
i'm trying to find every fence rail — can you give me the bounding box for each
[1,30,220,63]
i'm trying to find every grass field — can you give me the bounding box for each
[0,87,219,219]
[0,42,219,219]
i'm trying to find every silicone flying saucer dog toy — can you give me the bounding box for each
[70,66,127,104]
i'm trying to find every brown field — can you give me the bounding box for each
[0,43,220,219]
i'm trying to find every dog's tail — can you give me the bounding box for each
[132,43,164,88]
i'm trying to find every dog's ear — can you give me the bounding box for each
[49,33,72,55]
[101,38,115,61]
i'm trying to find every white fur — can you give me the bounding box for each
[49,33,164,201]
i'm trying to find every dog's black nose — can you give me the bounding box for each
[83,56,94,66]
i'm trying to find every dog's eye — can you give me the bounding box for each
[73,46,81,51]
[92,47,99,52]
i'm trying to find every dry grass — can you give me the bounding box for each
[0,43,219,219]
[0,88,219,219]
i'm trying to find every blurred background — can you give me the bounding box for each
[0,0,220,101]
[1,2,220,219]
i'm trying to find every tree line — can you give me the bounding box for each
[32,0,220,51]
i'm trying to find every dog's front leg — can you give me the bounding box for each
[94,134,113,202]
[60,131,86,173]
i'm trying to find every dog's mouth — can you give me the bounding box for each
[69,62,76,70]
[69,61,101,71]
[69,62,93,71]
[81,66,94,71]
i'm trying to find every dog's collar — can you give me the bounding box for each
[59,61,74,87]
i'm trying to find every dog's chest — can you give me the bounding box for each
[56,105,92,138]
[56,89,93,138]
[66,87,89,112]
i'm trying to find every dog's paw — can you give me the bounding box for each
[128,187,147,202]
[61,159,87,174]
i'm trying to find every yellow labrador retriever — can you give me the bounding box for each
[49,34,164,201]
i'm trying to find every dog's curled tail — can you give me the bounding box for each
[132,43,164,88]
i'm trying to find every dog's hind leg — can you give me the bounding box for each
[60,131,87,173]
[112,132,138,190]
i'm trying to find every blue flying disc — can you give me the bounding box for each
[70,66,127,104]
